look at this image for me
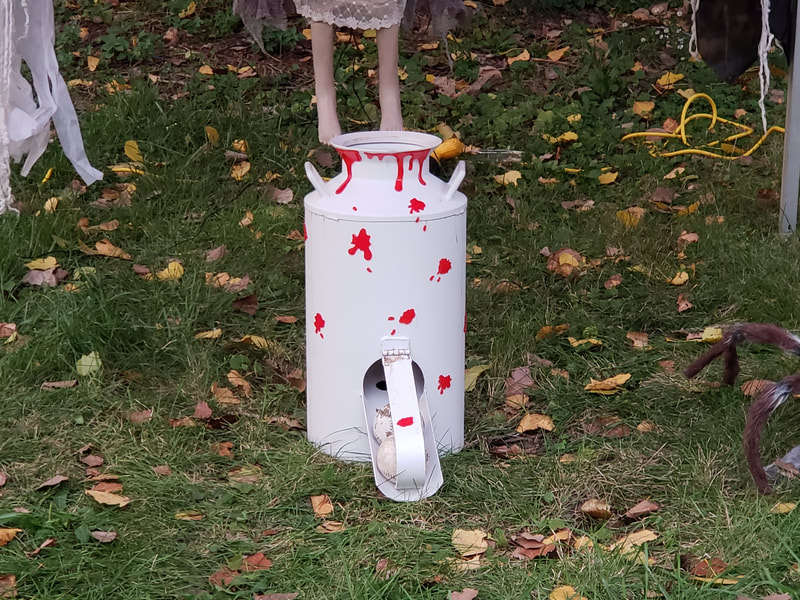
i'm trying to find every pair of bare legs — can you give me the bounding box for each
[309,21,404,144]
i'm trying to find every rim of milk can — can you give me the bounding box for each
[330,131,442,155]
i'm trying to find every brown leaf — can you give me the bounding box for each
[263,415,304,430]
[584,415,632,438]
[227,370,252,397]
[0,323,17,338]
[204,245,227,262]
[227,464,263,484]
[91,482,123,493]
[242,552,272,571]
[232,293,258,315]
[451,589,479,600]
[38,475,69,489]
[0,529,21,546]
[546,248,584,278]
[505,366,535,397]
[677,294,693,312]
[603,273,623,289]
[85,489,131,507]
[194,401,213,419]
[41,379,78,391]
[27,537,56,557]
[275,315,298,324]
[626,331,649,349]
[315,520,345,533]
[516,413,555,433]
[311,494,334,518]
[580,498,612,519]
[175,510,205,521]
[271,188,294,204]
[741,379,773,397]
[526,354,554,368]
[287,368,306,393]
[86,239,132,260]
[691,557,728,577]
[0,472,6,487]
[169,416,196,427]
[658,360,675,373]
[0,574,16,598]
[536,324,570,340]
[91,530,117,543]
[152,465,172,476]
[624,499,660,519]
[22,268,61,287]
[80,454,104,467]
[209,567,238,587]
[211,383,240,405]
[128,408,153,424]
[211,441,234,457]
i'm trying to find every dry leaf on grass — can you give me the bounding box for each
[516,413,555,433]
[584,373,631,394]
[452,529,489,557]
[41,379,78,391]
[505,367,535,397]
[742,379,773,397]
[451,589,479,600]
[315,520,345,533]
[227,370,251,397]
[38,475,68,489]
[211,383,240,405]
[152,465,172,476]
[175,510,205,521]
[193,401,213,419]
[91,531,117,543]
[228,465,263,484]
[0,529,21,547]
[580,499,612,519]
[311,494,334,518]
[0,575,16,598]
[211,442,234,457]
[550,585,588,600]
[204,245,227,262]
[770,502,796,514]
[128,408,153,424]
[625,500,659,519]
[626,331,649,349]
[85,489,131,507]
[232,293,259,315]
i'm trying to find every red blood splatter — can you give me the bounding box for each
[431,257,453,282]
[314,313,325,338]
[437,374,452,394]
[408,198,426,214]
[303,223,308,241]
[399,309,416,325]
[423,225,427,232]
[388,316,395,321]
[352,206,357,211]
[415,217,420,223]
[365,150,429,192]
[397,416,414,427]
[348,228,373,260]
[390,329,396,335]
[335,149,362,195]
[366,267,372,273]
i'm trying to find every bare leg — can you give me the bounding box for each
[310,21,341,144]
[377,24,403,131]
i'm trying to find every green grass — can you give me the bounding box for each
[2,1,800,599]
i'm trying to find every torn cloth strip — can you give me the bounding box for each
[1,0,103,215]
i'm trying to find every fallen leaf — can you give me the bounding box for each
[669,271,689,286]
[169,417,196,427]
[124,141,143,162]
[91,531,117,543]
[604,273,623,289]
[0,529,21,547]
[211,383,240,405]
[464,364,490,392]
[315,520,345,533]
[656,71,685,89]
[87,55,100,71]
[633,101,655,118]
[494,170,522,186]
[175,510,205,521]
[228,464,263,484]
[311,494,334,518]
[451,589,479,600]
[204,245,227,262]
[80,454,104,467]
[96,239,133,260]
[275,315,298,324]
[636,420,660,433]
[626,331,649,349]
[536,324,569,339]
[0,473,6,487]
[584,415,633,437]
[580,499,612,519]
[664,166,685,180]
[598,171,619,185]
[25,256,58,270]
[616,207,645,227]
[508,49,531,65]
[770,502,796,514]
[38,475,68,489]
[152,465,172,476]
[271,188,294,204]
[689,575,743,585]
[568,337,602,349]
[232,293,258,315]
[263,415,304,430]
[659,360,675,372]
[242,552,272,571]
[547,46,569,61]
[607,529,658,553]
[742,379,773,397]
[91,482,123,493]
[550,585,588,600]
[0,575,15,598]
[516,413,555,433]
[254,595,299,600]
[128,408,153,424]
[209,566,237,587]
[153,261,184,281]
[211,442,234,457]
[41,379,78,391]
[198,64,214,75]
[236,334,270,349]
[76,351,102,376]
[44,197,59,213]
[677,294,693,312]
[85,489,131,507]
[452,529,489,557]
[194,329,222,340]
[546,248,584,278]
[227,370,252,397]
[26,537,56,557]
[0,323,16,338]
[231,161,251,181]
[624,500,659,519]
[505,366,535,397]
[584,373,631,394]
[194,401,213,419]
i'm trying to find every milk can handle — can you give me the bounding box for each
[304,162,330,199]
[443,161,466,202]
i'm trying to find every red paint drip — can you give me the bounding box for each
[348,228,373,260]
[365,150,429,192]
[366,267,372,273]
[408,198,426,214]
[397,416,414,427]
[415,217,420,223]
[399,309,416,325]
[335,149,362,195]
[433,257,452,282]
[303,223,308,241]
[314,313,325,338]
[437,374,452,395]
[390,329,396,335]
[352,206,357,211]
[388,316,395,321]
[464,313,467,333]
[423,225,427,232]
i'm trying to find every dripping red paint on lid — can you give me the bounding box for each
[335,149,362,195]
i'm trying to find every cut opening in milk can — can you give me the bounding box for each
[304,131,467,502]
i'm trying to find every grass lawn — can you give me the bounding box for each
[2,1,800,598]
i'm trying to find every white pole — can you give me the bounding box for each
[779,4,800,233]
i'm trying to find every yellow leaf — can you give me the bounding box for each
[607,529,658,553]
[41,167,54,183]
[464,364,490,392]
[198,65,214,75]
[85,489,131,507]
[663,166,685,180]
[508,49,531,65]
[657,71,685,88]
[690,575,745,586]
[315,520,345,533]
[109,163,145,175]
[178,1,196,18]
[677,201,700,217]
[418,41,439,51]
[155,261,184,281]
[550,585,588,600]
[542,131,579,144]
[631,61,645,72]
[25,256,59,270]
[397,66,409,81]
[632,100,655,118]
[94,239,132,260]
[770,502,796,514]
[463,0,478,7]
[668,271,689,286]
[616,207,644,227]
[227,370,252,397]
[516,413,555,433]
[124,140,143,162]
[494,170,522,186]
[87,56,100,72]
[452,528,489,557]
[566,114,581,123]
[302,28,312,40]
[236,334,269,349]
[547,46,569,61]
[538,177,558,184]
[598,171,618,185]
[0,528,22,546]
[232,139,249,153]
[194,329,222,340]
[568,337,602,348]
[175,510,205,521]
[701,326,722,343]
[44,197,59,213]
[584,373,631,394]
[311,494,334,518]
[205,126,220,146]
[231,161,251,181]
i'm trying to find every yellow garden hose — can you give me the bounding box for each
[621,93,785,160]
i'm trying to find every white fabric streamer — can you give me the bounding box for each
[688,0,701,60]
[1,0,103,215]
[757,0,775,134]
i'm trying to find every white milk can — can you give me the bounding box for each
[304,131,467,501]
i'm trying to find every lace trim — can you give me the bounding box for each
[295,8,403,30]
